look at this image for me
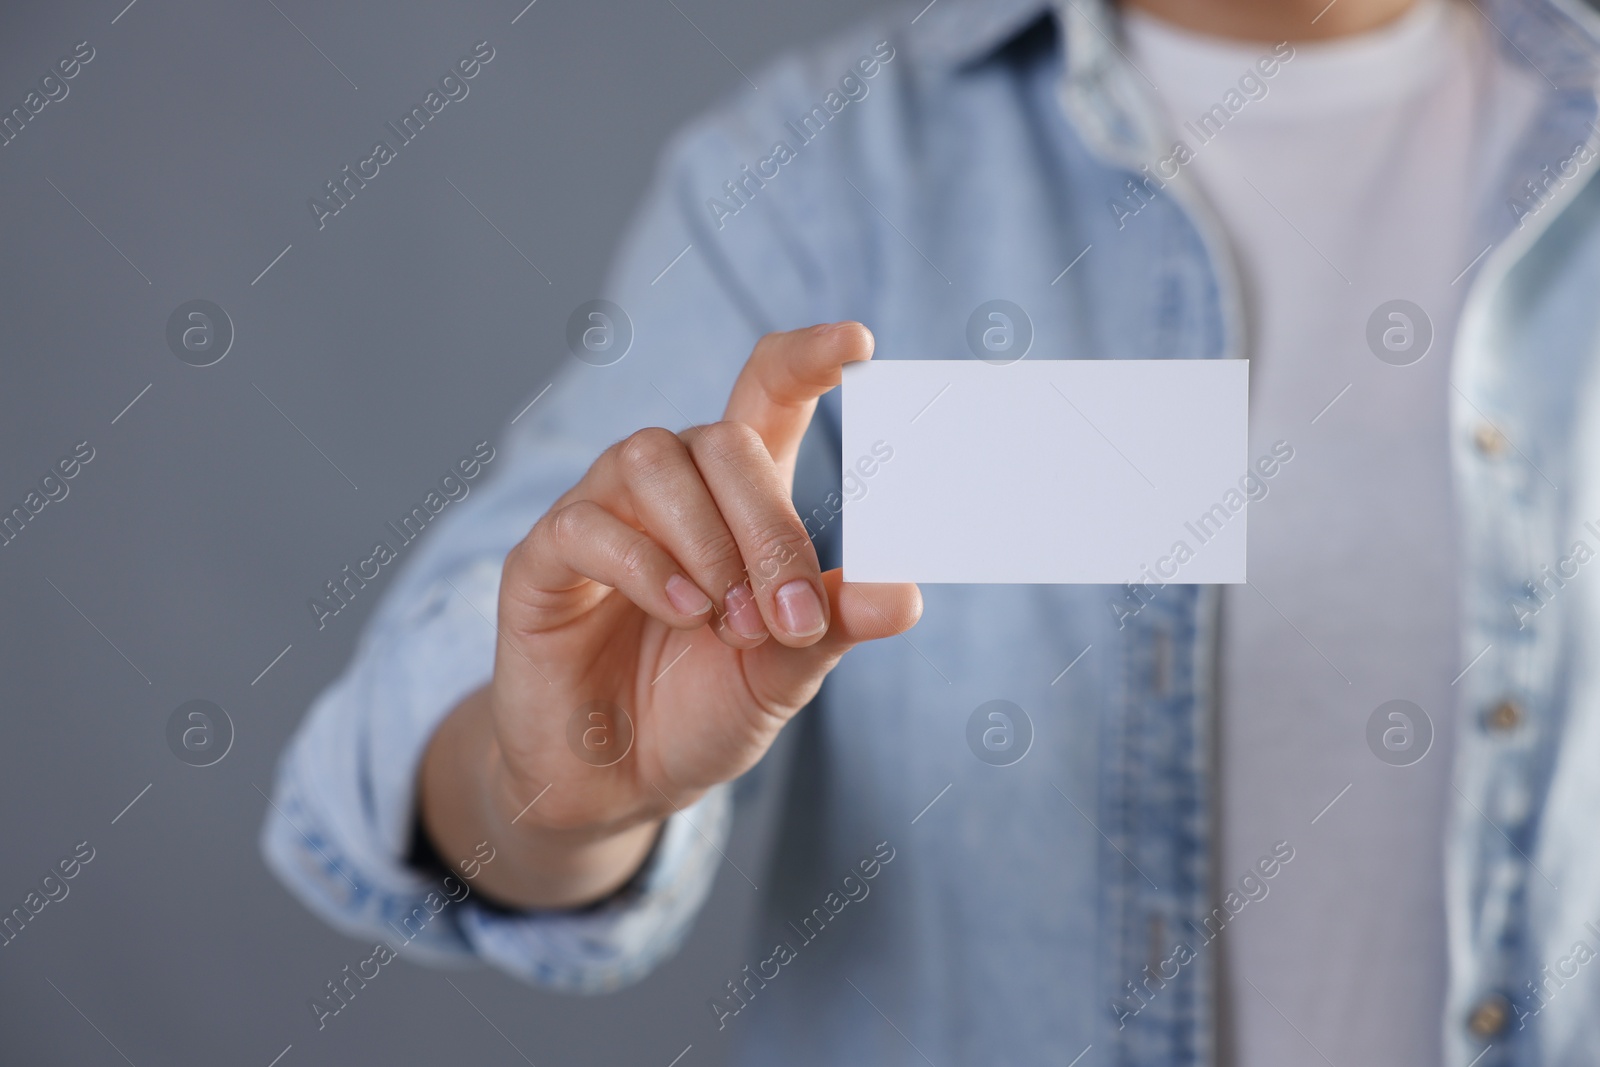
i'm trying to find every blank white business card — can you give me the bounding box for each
[841,360,1249,585]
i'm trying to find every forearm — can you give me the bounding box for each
[418,685,662,910]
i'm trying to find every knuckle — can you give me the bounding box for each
[687,528,745,578]
[697,420,766,460]
[745,518,810,574]
[618,426,682,476]
[546,499,601,549]
[613,533,659,583]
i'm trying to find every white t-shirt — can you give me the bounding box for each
[1124,4,1540,1065]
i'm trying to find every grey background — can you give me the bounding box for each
[0,0,894,1063]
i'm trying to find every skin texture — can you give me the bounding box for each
[420,324,921,908]
[420,0,1423,912]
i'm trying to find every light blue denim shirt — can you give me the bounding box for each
[262,0,1600,1063]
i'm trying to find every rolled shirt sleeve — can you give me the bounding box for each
[259,552,733,991]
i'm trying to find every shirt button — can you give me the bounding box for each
[1485,699,1524,732]
[1473,423,1509,456]
[1467,993,1513,1040]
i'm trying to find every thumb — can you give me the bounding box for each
[742,569,922,711]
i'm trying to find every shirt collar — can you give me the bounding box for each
[910,0,1061,71]
[909,0,1159,166]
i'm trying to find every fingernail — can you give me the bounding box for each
[724,583,768,640]
[666,575,712,616]
[775,580,826,638]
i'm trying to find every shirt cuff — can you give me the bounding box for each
[456,785,732,993]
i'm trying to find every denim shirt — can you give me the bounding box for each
[261,0,1600,1063]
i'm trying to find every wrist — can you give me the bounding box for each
[461,705,665,909]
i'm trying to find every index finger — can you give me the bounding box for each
[722,321,874,482]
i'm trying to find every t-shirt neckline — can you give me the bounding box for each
[1122,0,1460,119]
